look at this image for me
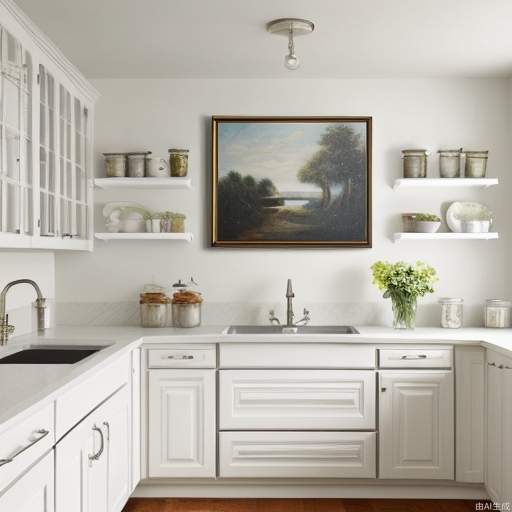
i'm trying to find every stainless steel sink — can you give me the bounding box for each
[0,345,106,364]
[225,325,359,335]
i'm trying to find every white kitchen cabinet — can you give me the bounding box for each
[379,371,454,480]
[219,369,375,430]
[56,385,131,512]
[0,2,97,250]
[148,369,216,478]
[455,346,484,483]
[486,350,512,504]
[0,452,54,511]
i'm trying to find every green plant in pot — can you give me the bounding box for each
[371,261,437,329]
[413,213,441,233]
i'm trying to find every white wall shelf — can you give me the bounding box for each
[393,178,498,190]
[94,177,192,190]
[393,232,499,242]
[95,232,193,242]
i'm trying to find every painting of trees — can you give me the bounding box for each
[212,117,371,247]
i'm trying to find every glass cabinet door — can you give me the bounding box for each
[0,26,33,236]
[38,64,56,236]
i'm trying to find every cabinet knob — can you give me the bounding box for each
[381,387,387,392]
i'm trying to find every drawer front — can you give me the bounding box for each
[219,431,376,478]
[379,348,452,368]
[0,403,54,493]
[219,369,375,430]
[219,343,376,368]
[148,346,216,368]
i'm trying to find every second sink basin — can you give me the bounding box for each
[0,345,105,364]
[226,325,359,335]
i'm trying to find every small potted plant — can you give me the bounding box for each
[171,213,186,233]
[413,213,441,233]
[371,261,437,329]
[151,212,162,233]
[161,211,173,233]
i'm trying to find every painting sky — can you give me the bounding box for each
[218,122,366,193]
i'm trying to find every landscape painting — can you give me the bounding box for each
[211,116,372,247]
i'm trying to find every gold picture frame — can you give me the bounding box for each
[211,116,372,248]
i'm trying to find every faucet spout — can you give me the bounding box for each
[0,279,47,345]
[286,278,295,327]
[286,278,294,298]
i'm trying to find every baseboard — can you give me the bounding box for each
[133,480,488,499]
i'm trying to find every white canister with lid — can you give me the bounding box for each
[439,297,463,329]
[485,299,511,328]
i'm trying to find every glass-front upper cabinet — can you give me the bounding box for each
[0,6,96,251]
[37,67,92,247]
[0,25,33,241]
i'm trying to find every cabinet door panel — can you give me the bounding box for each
[379,371,454,480]
[455,347,484,483]
[104,385,131,512]
[55,409,108,512]
[0,452,54,512]
[220,369,375,430]
[148,369,216,478]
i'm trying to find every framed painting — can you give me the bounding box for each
[211,116,372,247]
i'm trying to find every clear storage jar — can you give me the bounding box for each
[103,153,127,177]
[402,149,428,178]
[439,297,463,329]
[438,149,462,178]
[168,148,189,177]
[464,151,488,178]
[485,299,511,328]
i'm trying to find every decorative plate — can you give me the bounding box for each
[102,202,150,233]
[446,201,493,233]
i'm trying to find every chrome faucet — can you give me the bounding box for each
[268,279,311,329]
[0,279,48,345]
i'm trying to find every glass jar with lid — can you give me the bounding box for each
[439,298,463,329]
[485,299,511,328]
[168,148,189,177]
[402,149,429,178]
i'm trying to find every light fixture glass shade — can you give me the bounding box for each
[284,53,300,70]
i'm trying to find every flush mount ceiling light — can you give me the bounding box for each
[266,18,315,70]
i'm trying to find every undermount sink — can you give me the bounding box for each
[0,345,106,365]
[225,325,359,335]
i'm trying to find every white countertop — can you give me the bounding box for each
[1,324,511,432]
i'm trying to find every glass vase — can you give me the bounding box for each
[391,295,417,329]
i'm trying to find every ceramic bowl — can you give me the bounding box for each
[413,221,441,233]
[446,201,493,233]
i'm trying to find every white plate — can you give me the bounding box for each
[446,201,493,233]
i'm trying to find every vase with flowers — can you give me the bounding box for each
[371,260,437,329]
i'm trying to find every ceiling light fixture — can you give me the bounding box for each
[266,18,315,71]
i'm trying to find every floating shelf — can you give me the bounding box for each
[94,177,192,190]
[393,232,499,242]
[95,232,193,242]
[393,178,498,190]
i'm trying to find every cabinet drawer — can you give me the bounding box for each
[219,431,376,478]
[219,369,375,430]
[379,348,452,368]
[0,403,54,493]
[220,343,376,368]
[148,346,216,368]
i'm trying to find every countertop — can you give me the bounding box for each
[1,324,511,432]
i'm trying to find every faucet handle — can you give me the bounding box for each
[303,308,311,324]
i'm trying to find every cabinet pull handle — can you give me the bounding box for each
[88,425,104,462]
[0,429,49,467]
[103,421,110,441]
[488,362,496,367]
[381,387,387,392]
[400,354,427,360]
[167,355,194,360]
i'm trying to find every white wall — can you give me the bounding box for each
[0,252,55,336]
[55,78,511,326]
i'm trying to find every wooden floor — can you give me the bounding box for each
[123,498,484,512]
